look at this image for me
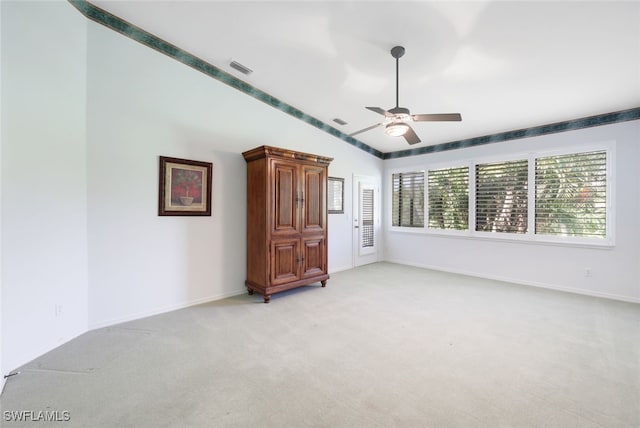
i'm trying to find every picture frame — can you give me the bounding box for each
[328,177,344,214]
[159,156,212,216]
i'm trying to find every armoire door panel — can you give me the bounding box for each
[270,239,301,285]
[272,160,299,234]
[301,237,326,279]
[302,165,326,233]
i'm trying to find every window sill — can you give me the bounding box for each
[387,226,614,249]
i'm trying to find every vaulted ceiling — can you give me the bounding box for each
[90,1,640,155]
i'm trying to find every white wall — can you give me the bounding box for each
[0,0,4,391]
[85,21,382,328]
[384,121,640,302]
[1,1,89,373]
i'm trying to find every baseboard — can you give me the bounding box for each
[329,265,354,274]
[385,259,640,304]
[88,289,247,330]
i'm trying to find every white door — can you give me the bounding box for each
[353,175,379,267]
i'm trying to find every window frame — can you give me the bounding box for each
[474,157,529,236]
[527,144,614,246]
[425,162,471,236]
[390,170,426,229]
[387,142,615,248]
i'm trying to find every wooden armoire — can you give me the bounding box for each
[243,146,333,303]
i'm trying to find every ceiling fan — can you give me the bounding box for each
[350,46,462,145]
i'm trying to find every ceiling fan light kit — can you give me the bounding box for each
[350,45,462,146]
[385,122,409,137]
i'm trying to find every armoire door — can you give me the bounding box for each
[270,239,301,285]
[301,237,326,279]
[301,164,326,234]
[271,159,299,235]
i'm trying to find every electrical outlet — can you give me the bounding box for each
[585,268,592,277]
[55,304,63,317]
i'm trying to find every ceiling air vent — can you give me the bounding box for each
[229,60,253,75]
[333,118,348,126]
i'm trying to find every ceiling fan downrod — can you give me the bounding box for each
[388,46,409,116]
[391,46,405,110]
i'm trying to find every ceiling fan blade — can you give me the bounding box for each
[412,113,462,122]
[403,125,421,145]
[349,122,382,137]
[366,106,392,117]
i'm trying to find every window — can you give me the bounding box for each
[392,172,424,227]
[535,151,607,238]
[328,177,344,214]
[390,146,612,245]
[475,159,528,234]
[428,166,469,230]
[361,188,375,247]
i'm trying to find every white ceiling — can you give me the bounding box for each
[91,1,640,154]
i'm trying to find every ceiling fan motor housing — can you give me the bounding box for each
[388,106,410,116]
[387,107,412,125]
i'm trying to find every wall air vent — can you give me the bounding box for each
[229,60,253,75]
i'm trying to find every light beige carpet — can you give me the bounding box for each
[1,262,639,427]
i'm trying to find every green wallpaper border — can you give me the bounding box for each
[384,107,640,159]
[69,0,639,161]
[68,0,385,159]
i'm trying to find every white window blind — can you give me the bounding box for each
[428,166,469,230]
[392,172,424,227]
[535,150,607,238]
[361,188,375,247]
[475,159,528,234]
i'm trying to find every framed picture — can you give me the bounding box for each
[159,156,212,216]
[328,177,344,214]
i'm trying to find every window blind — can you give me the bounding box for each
[475,159,528,234]
[535,151,607,238]
[392,172,424,227]
[428,166,469,230]
[361,188,375,247]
